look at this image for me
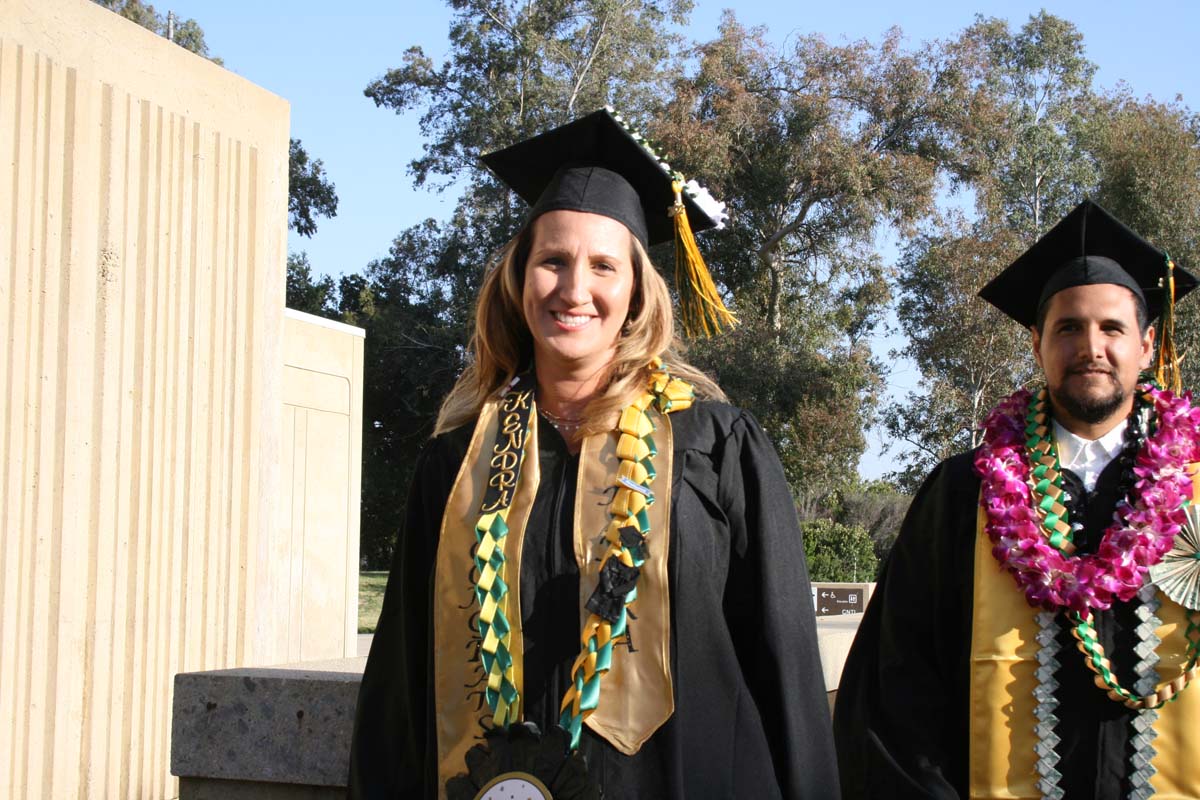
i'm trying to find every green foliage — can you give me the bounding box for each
[792,479,910,566]
[956,11,1097,237]
[286,252,338,315]
[652,14,973,493]
[364,0,692,191]
[692,320,881,491]
[656,16,964,324]
[801,519,880,583]
[836,481,912,564]
[351,221,478,567]
[289,139,339,238]
[880,11,1183,488]
[884,216,1037,489]
[884,11,1200,491]
[358,572,389,634]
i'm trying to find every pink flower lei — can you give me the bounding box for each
[975,384,1200,614]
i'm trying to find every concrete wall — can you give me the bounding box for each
[0,1,289,797]
[278,309,365,662]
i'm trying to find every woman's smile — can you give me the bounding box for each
[523,209,635,375]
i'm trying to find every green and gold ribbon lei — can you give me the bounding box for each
[1070,613,1200,709]
[471,358,695,747]
[1024,388,1076,554]
[1024,387,1200,710]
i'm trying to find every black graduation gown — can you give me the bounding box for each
[834,449,1151,800]
[349,401,840,800]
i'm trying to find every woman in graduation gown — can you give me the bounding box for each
[348,110,839,800]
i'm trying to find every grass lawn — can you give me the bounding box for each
[359,571,389,634]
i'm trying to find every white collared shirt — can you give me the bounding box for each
[1051,418,1128,492]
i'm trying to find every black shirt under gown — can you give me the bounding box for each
[834,449,1152,800]
[349,401,840,799]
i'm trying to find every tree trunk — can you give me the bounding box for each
[767,260,782,332]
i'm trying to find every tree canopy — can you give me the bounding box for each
[650,14,978,491]
[882,13,1200,490]
[96,0,1200,571]
[346,6,1200,566]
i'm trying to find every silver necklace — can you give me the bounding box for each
[538,404,583,434]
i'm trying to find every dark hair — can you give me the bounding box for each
[1034,285,1150,335]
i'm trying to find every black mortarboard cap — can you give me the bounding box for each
[480,108,723,247]
[978,199,1196,327]
[481,108,737,336]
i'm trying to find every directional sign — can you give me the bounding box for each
[811,583,874,616]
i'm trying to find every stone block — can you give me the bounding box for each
[172,658,367,790]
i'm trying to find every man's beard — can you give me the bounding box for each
[1050,369,1128,425]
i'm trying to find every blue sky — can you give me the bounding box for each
[154,0,1199,479]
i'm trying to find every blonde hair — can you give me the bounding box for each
[434,219,726,437]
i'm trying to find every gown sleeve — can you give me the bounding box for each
[719,411,843,799]
[348,439,457,800]
[832,454,979,800]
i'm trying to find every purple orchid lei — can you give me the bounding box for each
[975,384,1200,614]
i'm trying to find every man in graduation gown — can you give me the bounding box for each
[834,199,1200,799]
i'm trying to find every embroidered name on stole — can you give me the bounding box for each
[433,396,540,800]
[968,467,1200,799]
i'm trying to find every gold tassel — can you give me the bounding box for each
[670,181,737,337]
[1154,255,1183,394]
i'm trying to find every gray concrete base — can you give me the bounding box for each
[172,657,366,796]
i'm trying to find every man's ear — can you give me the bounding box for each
[1031,325,1043,369]
[1140,324,1156,370]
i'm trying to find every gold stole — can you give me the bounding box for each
[432,398,675,797]
[968,468,1200,799]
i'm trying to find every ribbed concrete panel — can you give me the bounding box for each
[0,1,289,798]
[279,309,365,664]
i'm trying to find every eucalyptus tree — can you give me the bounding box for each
[884,217,1036,490]
[650,13,976,491]
[957,10,1098,238]
[883,12,1095,486]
